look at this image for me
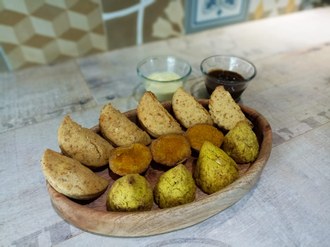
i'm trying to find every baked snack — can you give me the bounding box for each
[185,124,224,151]
[99,103,151,146]
[150,134,191,166]
[172,87,213,128]
[194,141,238,194]
[222,121,259,163]
[154,164,196,209]
[137,91,183,137]
[41,149,108,200]
[106,174,153,212]
[209,86,247,130]
[58,115,113,168]
[109,143,152,176]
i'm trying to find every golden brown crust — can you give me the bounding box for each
[99,103,151,146]
[172,87,213,128]
[137,91,183,138]
[41,149,108,200]
[150,134,191,166]
[209,86,248,130]
[58,115,113,168]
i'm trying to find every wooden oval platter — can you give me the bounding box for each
[47,99,272,237]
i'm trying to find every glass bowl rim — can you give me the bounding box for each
[200,55,257,83]
[137,55,192,83]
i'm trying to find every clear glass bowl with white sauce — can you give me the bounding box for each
[137,56,192,101]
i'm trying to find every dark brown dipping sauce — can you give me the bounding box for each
[208,69,245,82]
[205,69,246,101]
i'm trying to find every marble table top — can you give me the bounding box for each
[1,7,330,247]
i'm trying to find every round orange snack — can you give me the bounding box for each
[186,124,224,151]
[151,134,191,166]
[109,143,152,176]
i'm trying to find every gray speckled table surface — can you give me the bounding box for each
[1,7,330,247]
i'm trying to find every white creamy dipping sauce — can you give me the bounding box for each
[144,72,183,101]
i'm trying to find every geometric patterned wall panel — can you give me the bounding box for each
[101,0,186,50]
[0,0,324,71]
[100,0,315,52]
[0,0,107,70]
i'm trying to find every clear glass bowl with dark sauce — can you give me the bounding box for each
[200,55,256,101]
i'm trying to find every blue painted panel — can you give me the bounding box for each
[185,0,249,33]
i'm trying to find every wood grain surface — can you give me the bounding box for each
[47,101,272,236]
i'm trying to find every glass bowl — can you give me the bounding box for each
[200,55,256,101]
[137,55,192,101]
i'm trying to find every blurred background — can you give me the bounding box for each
[0,0,329,72]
